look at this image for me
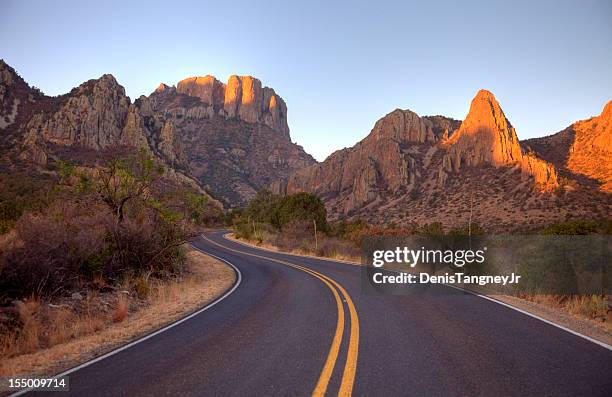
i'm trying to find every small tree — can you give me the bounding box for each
[94,149,164,223]
[277,192,328,232]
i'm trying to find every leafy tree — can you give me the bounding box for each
[93,149,164,223]
[277,192,328,232]
[243,190,282,227]
[238,190,329,233]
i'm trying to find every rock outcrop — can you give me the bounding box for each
[276,108,460,213]
[173,75,289,137]
[31,75,148,150]
[144,81,313,205]
[441,90,557,189]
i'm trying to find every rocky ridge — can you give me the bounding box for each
[273,90,609,231]
[0,60,314,206]
[523,101,612,191]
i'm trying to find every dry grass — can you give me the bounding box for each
[111,295,129,323]
[520,294,610,322]
[0,246,235,377]
[0,298,109,360]
[232,231,362,264]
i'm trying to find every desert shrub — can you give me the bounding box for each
[418,222,445,236]
[540,219,611,235]
[242,190,283,226]
[276,193,328,232]
[0,173,56,234]
[0,152,191,303]
[447,223,485,236]
[330,219,369,240]
[159,189,219,226]
[0,202,108,301]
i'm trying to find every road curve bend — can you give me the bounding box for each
[24,230,612,397]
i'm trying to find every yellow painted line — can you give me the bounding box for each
[325,277,359,396]
[301,269,345,397]
[201,235,360,396]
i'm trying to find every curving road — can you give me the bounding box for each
[26,230,612,396]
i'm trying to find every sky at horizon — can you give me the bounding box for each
[1,0,611,161]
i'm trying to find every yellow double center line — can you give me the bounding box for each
[202,235,359,396]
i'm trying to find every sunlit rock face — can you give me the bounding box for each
[274,107,461,213]
[443,90,558,189]
[177,76,225,107]
[144,74,312,205]
[175,75,289,136]
[524,100,612,191]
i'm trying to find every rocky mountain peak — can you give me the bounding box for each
[155,83,171,93]
[522,98,612,192]
[442,90,557,188]
[0,59,18,86]
[157,74,290,136]
[460,89,512,137]
[591,100,612,153]
[176,75,225,106]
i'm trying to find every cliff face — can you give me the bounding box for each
[275,90,609,231]
[0,60,314,206]
[524,101,612,191]
[174,75,289,136]
[139,81,313,205]
[277,109,460,212]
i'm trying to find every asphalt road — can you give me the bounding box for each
[26,230,612,397]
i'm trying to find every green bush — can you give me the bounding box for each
[239,190,329,232]
[540,220,610,235]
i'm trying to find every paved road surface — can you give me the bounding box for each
[26,230,612,396]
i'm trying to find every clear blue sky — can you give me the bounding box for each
[1,0,611,161]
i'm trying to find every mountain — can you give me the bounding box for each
[440,90,557,189]
[273,90,610,232]
[523,101,612,192]
[0,60,314,206]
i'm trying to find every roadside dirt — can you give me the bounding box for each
[0,246,236,379]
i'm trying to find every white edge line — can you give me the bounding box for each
[8,245,242,397]
[443,283,612,351]
[384,268,612,351]
[226,230,612,351]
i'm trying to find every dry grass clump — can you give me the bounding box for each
[521,294,610,323]
[112,295,129,323]
[239,220,361,262]
[0,295,116,359]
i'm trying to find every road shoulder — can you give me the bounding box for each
[0,245,236,379]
